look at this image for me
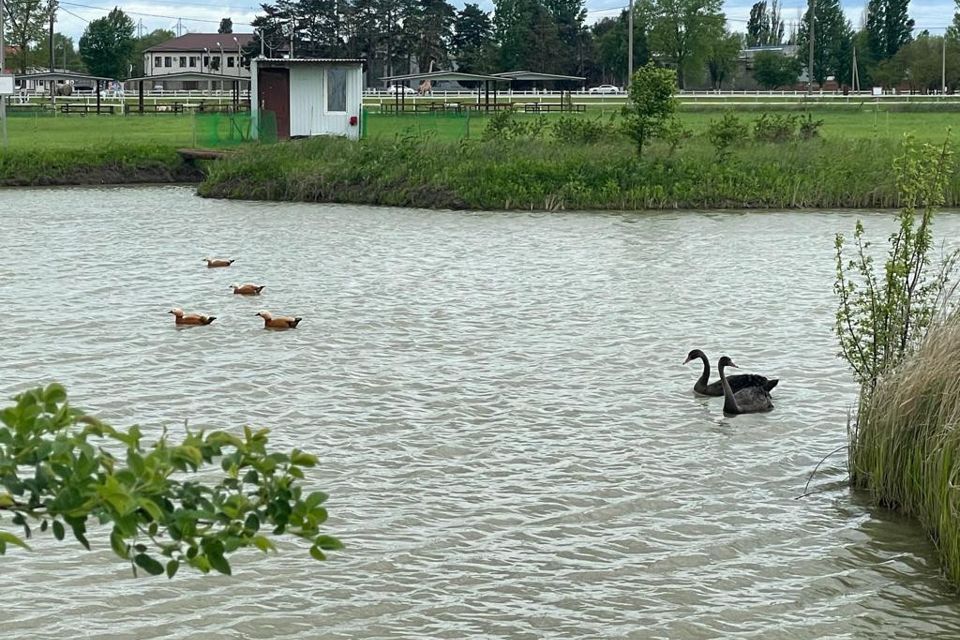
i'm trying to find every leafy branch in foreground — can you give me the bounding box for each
[834,134,958,393]
[0,384,342,577]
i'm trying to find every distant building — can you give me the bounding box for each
[144,33,256,79]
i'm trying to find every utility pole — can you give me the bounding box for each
[851,46,859,92]
[49,1,57,72]
[627,0,634,86]
[807,0,815,94]
[1,0,7,148]
[943,36,947,95]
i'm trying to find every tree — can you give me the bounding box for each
[591,3,651,85]
[218,17,233,34]
[706,29,743,89]
[0,385,342,576]
[752,50,801,88]
[649,0,725,89]
[78,7,136,80]
[950,0,960,39]
[408,0,457,71]
[3,0,50,74]
[452,4,494,73]
[131,28,174,77]
[865,0,913,63]
[796,0,853,86]
[747,1,766,47]
[621,62,677,155]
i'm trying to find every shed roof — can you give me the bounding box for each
[124,71,251,84]
[146,33,255,53]
[256,57,365,64]
[493,70,586,81]
[16,70,112,82]
[381,70,506,83]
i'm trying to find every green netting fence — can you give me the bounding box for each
[193,111,277,148]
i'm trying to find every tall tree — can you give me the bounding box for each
[218,18,234,34]
[796,0,853,86]
[3,0,50,74]
[409,0,457,71]
[706,29,743,89]
[865,0,913,62]
[950,0,960,39]
[452,4,494,73]
[752,50,801,88]
[78,7,136,79]
[767,0,784,45]
[747,1,767,47]
[649,0,725,89]
[592,4,651,85]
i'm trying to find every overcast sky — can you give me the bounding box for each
[54,0,955,42]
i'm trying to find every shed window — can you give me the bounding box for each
[179,56,187,67]
[189,56,198,67]
[326,68,347,112]
[227,56,235,68]
[154,56,162,68]
[164,56,172,67]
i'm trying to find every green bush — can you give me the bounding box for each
[707,112,749,158]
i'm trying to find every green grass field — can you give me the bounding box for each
[1,106,958,150]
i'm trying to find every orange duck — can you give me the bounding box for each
[169,308,216,325]
[204,258,235,268]
[231,283,265,295]
[256,311,302,329]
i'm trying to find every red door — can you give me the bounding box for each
[258,68,290,140]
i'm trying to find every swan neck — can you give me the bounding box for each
[719,363,739,413]
[697,354,711,387]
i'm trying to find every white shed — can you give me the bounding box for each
[251,58,364,141]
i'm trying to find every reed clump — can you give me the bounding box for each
[849,311,960,583]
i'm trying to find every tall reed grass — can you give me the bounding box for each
[849,310,960,583]
[199,135,960,210]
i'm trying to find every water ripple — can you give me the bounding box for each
[1,186,960,639]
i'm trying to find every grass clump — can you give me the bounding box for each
[0,144,200,186]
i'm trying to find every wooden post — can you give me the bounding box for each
[95,79,101,113]
[138,79,144,113]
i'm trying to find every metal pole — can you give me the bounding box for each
[627,0,634,85]
[943,36,947,95]
[807,0,815,93]
[0,0,6,148]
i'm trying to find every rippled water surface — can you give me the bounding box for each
[3,186,960,639]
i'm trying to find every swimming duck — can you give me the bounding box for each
[256,311,302,329]
[169,308,216,325]
[204,258,235,268]
[684,349,778,396]
[231,283,265,295]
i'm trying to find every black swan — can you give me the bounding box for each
[718,356,774,414]
[684,349,778,396]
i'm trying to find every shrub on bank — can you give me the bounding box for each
[0,144,196,186]
[198,134,951,210]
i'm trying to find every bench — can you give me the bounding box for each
[523,103,586,113]
[59,103,118,115]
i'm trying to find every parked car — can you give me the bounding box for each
[588,84,621,94]
[385,84,416,95]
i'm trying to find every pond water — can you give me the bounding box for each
[2,186,960,639]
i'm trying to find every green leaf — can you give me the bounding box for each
[309,545,326,561]
[207,550,232,576]
[134,553,165,576]
[52,520,65,541]
[251,535,276,553]
[305,491,328,509]
[290,450,318,467]
[44,383,67,405]
[314,535,344,551]
[166,559,180,579]
[0,530,31,551]
[110,528,129,558]
[244,513,260,533]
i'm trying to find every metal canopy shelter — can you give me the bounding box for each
[124,72,252,113]
[493,71,586,109]
[16,71,113,111]
[381,70,509,111]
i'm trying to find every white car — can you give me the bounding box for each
[385,85,416,95]
[588,84,621,94]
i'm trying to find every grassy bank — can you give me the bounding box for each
[0,144,202,187]
[197,134,960,210]
[849,312,960,584]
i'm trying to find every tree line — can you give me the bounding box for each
[3,0,959,90]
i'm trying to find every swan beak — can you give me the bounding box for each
[683,356,692,364]
[728,361,739,368]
